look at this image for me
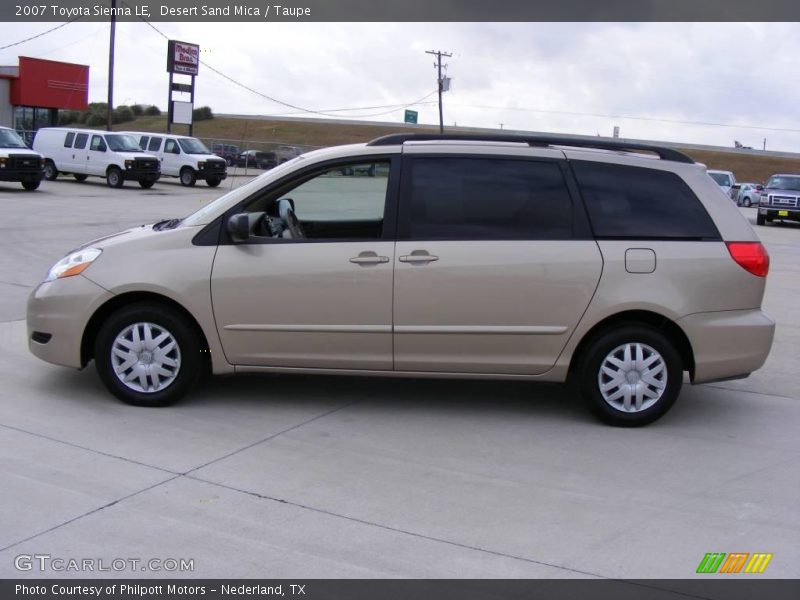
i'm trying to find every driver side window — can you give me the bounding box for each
[248,160,391,241]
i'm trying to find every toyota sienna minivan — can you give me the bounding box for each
[27,134,775,426]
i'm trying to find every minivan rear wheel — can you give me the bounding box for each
[94,302,202,407]
[576,325,682,426]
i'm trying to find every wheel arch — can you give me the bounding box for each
[81,291,211,369]
[567,310,695,379]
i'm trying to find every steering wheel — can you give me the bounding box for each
[277,198,306,239]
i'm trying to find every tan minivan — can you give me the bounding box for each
[27,134,775,425]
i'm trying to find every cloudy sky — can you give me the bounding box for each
[2,21,800,151]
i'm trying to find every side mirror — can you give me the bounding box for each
[227,213,251,243]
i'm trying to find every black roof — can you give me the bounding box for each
[366,133,695,164]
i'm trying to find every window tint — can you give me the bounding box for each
[138,136,149,150]
[63,132,75,148]
[73,133,88,149]
[401,157,573,240]
[148,137,162,152]
[572,162,719,240]
[89,135,105,152]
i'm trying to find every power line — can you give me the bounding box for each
[450,103,800,135]
[0,18,82,52]
[128,8,435,120]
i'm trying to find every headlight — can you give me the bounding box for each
[124,160,134,169]
[197,161,206,169]
[45,248,102,282]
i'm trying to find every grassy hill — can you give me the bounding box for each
[75,114,800,184]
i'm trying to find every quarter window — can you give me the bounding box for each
[572,162,720,240]
[400,157,574,240]
[63,132,75,148]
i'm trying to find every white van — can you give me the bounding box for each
[0,126,45,190]
[122,132,227,187]
[33,128,161,188]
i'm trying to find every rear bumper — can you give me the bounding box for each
[677,309,775,384]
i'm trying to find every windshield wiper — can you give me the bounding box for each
[153,218,182,231]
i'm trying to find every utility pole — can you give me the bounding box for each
[426,50,452,133]
[763,138,767,151]
[106,0,116,131]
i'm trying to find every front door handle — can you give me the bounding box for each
[349,251,390,265]
[399,251,439,264]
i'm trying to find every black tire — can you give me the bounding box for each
[205,177,221,187]
[756,212,765,226]
[139,178,155,189]
[94,302,203,407]
[106,167,124,188]
[225,157,233,167]
[576,325,682,427]
[44,161,58,181]
[22,179,41,191]
[73,174,88,182]
[743,197,752,207]
[179,168,197,187]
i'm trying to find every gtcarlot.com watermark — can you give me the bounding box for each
[14,554,194,573]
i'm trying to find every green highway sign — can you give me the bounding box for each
[404,110,418,124]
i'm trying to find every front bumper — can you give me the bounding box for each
[122,168,161,182]
[677,309,775,384]
[197,165,227,180]
[27,274,113,369]
[0,168,44,183]
[759,206,800,221]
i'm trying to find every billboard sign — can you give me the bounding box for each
[167,40,200,76]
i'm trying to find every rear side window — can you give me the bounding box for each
[148,137,162,152]
[73,133,88,149]
[572,162,720,240]
[63,132,75,148]
[400,157,574,240]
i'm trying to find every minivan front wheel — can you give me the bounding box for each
[106,167,124,188]
[180,168,197,186]
[576,326,682,426]
[94,303,202,406]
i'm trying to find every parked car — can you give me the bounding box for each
[0,126,44,190]
[33,128,160,188]
[122,132,227,187]
[736,183,761,207]
[211,143,240,166]
[236,150,277,170]
[707,169,736,198]
[275,144,303,164]
[27,133,774,426]
[757,173,800,226]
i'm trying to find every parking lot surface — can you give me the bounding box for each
[1,177,798,579]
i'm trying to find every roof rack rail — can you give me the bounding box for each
[366,133,695,164]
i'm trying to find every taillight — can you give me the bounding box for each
[726,242,770,277]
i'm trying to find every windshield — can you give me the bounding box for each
[709,172,731,186]
[0,128,28,149]
[179,138,211,154]
[105,134,143,152]
[181,156,306,227]
[766,176,800,191]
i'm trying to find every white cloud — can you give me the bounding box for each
[1,21,799,151]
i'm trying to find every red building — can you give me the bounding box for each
[0,56,89,136]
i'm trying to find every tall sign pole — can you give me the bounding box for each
[426,50,452,134]
[166,40,200,135]
[106,0,116,131]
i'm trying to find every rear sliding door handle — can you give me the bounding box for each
[349,252,390,265]
[399,252,439,264]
